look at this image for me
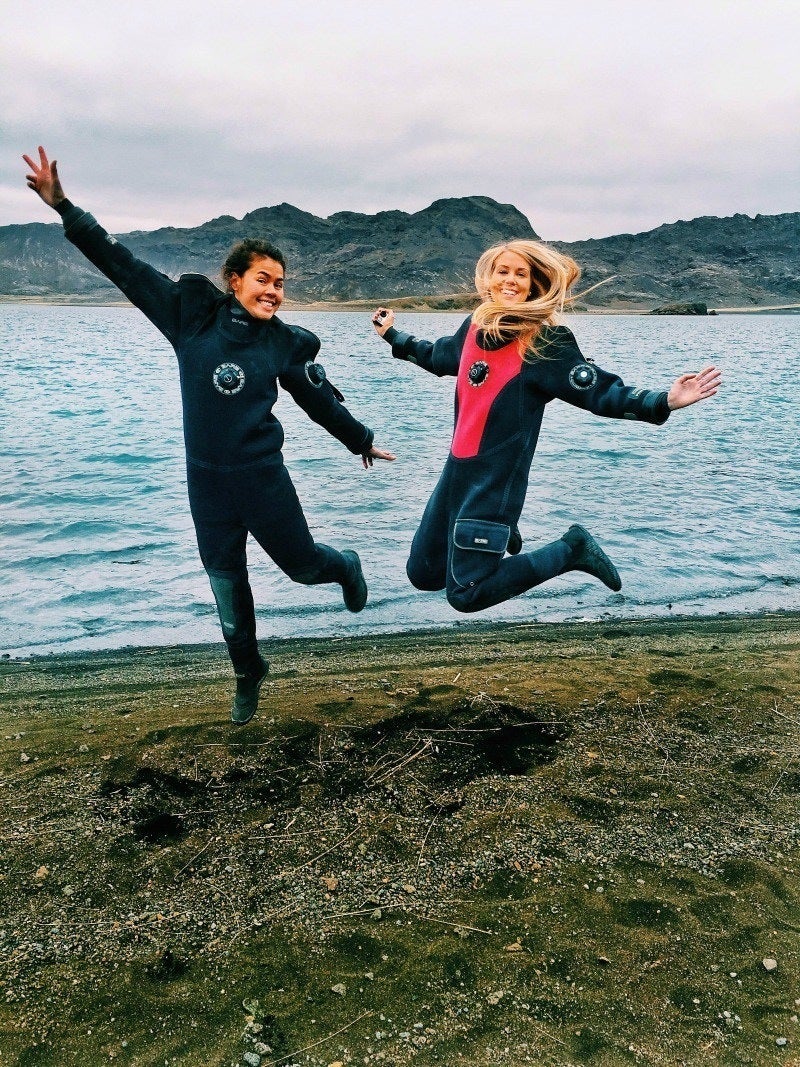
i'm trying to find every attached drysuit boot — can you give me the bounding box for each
[231,654,270,726]
[560,524,622,592]
[289,543,368,613]
[340,550,368,612]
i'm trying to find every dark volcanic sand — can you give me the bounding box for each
[1,613,798,1066]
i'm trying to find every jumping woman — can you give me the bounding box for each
[372,240,720,613]
[24,146,394,725]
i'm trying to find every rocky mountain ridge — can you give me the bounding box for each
[1,196,797,308]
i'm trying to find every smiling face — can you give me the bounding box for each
[487,250,532,306]
[228,255,285,319]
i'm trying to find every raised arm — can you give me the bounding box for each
[372,307,466,377]
[23,147,181,346]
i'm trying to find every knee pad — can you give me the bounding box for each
[207,569,255,641]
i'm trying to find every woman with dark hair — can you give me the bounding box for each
[373,239,720,614]
[24,147,394,725]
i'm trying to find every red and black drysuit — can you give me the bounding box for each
[382,317,671,612]
[54,200,374,674]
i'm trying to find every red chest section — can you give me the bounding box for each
[451,326,523,459]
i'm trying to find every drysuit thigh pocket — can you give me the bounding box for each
[450,518,510,588]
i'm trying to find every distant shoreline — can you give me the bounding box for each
[2,294,799,314]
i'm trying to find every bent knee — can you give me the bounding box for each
[287,564,326,586]
[446,584,486,613]
[406,558,446,592]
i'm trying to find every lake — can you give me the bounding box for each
[1,307,797,657]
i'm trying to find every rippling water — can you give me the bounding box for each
[1,307,798,657]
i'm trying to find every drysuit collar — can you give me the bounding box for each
[217,296,275,341]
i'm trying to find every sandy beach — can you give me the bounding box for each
[1,612,799,1066]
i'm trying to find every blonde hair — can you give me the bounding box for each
[472,239,580,357]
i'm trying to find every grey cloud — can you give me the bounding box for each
[5,0,799,241]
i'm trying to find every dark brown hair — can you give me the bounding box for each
[221,239,287,290]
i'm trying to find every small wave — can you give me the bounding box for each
[765,574,799,588]
[58,586,151,609]
[40,521,123,541]
[8,543,173,569]
[1,520,52,537]
[80,453,167,466]
[548,446,650,463]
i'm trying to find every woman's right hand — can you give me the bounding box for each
[23,146,66,209]
[372,307,395,337]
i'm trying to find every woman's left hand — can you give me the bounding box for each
[667,365,722,410]
[362,444,396,468]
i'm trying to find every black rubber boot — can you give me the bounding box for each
[561,524,622,591]
[231,655,270,726]
[340,550,368,612]
[507,526,523,555]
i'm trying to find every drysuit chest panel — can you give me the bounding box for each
[451,327,523,459]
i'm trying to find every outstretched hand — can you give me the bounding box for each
[372,307,395,337]
[23,146,66,208]
[361,444,396,469]
[667,365,722,410]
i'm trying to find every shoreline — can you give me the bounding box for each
[1,611,799,1064]
[2,294,799,315]
[7,606,800,665]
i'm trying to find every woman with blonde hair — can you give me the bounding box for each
[372,239,721,613]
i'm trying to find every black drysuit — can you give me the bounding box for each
[383,317,671,611]
[55,200,374,672]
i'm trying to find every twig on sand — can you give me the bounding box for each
[173,836,216,880]
[769,753,797,797]
[367,740,433,785]
[635,699,672,773]
[526,1020,570,1048]
[417,806,443,870]
[262,1009,373,1066]
[410,912,494,936]
[193,741,278,748]
[279,819,387,874]
[771,705,800,728]
[495,784,523,834]
[413,720,565,733]
[324,903,406,920]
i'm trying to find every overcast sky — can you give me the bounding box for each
[3,0,798,241]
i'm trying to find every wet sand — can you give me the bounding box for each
[1,613,799,1065]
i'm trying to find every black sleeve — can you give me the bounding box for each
[534,326,671,425]
[381,316,469,377]
[55,200,181,348]
[279,326,374,454]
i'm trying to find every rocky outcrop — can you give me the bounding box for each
[1,198,798,308]
[649,302,709,315]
